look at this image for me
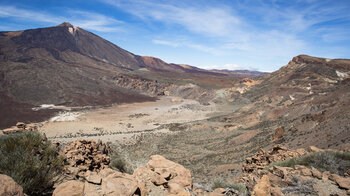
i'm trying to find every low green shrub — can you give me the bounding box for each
[212,178,226,190]
[265,151,350,175]
[110,156,128,172]
[109,150,131,173]
[0,132,64,195]
[212,179,247,194]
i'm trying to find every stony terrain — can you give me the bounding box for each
[1,54,350,189]
[239,145,350,195]
[1,23,350,196]
[1,134,349,195]
[0,137,240,196]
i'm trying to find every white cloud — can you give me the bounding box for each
[152,40,180,47]
[0,6,123,32]
[152,39,225,56]
[0,6,63,23]
[202,63,245,70]
[101,0,307,59]
[100,0,246,39]
[67,10,124,32]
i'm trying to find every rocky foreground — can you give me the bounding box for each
[240,145,350,195]
[0,132,238,196]
[1,124,350,195]
[54,139,240,196]
[1,128,349,196]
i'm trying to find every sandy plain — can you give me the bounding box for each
[39,96,229,144]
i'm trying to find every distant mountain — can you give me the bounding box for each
[209,69,268,77]
[0,22,262,128]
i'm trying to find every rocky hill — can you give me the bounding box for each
[114,55,350,186]
[241,55,350,149]
[0,22,263,129]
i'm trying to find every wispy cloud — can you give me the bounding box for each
[0,5,124,32]
[102,0,350,70]
[152,39,225,56]
[101,0,246,39]
[201,63,252,71]
[67,10,124,32]
[1,0,349,71]
[101,0,304,56]
[0,6,63,24]
[152,40,180,47]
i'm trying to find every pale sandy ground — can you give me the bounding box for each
[40,97,228,144]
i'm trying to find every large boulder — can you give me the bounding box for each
[329,174,350,190]
[133,166,167,186]
[101,176,139,196]
[147,155,192,188]
[98,168,140,196]
[0,174,24,196]
[53,180,84,196]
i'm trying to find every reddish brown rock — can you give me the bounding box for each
[62,139,111,178]
[53,180,84,196]
[271,166,293,178]
[0,174,24,196]
[311,168,322,179]
[16,122,26,129]
[85,171,102,185]
[252,175,271,196]
[2,122,38,134]
[133,166,167,186]
[168,182,185,194]
[270,187,284,196]
[83,181,101,196]
[272,127,284,142]
[330,174,350,190]
[308,146,323,152]
[147,155,192,188]
[101,176,138,196]
[295,165,312,176]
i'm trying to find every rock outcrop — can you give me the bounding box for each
[55,138,233,196]
[0,174,24,196]
[55,154,196,196]
[1,122,38,134]
[240,145,350,195]
[241,144,307,174]
[53,180,84,196]
[146,155,192,188]
[62,139,111,179]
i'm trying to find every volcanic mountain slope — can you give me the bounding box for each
[0,22,264,128]
[0,23,151,128]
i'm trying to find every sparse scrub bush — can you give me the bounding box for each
[110,156,128,172]
[212,178,226,190]
[212,179,247,194]
[265,151,350,175]
[0,132,64,195]
[230,183,247,194]
[109,150,131,173]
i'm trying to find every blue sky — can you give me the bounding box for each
[1,0,350,72]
